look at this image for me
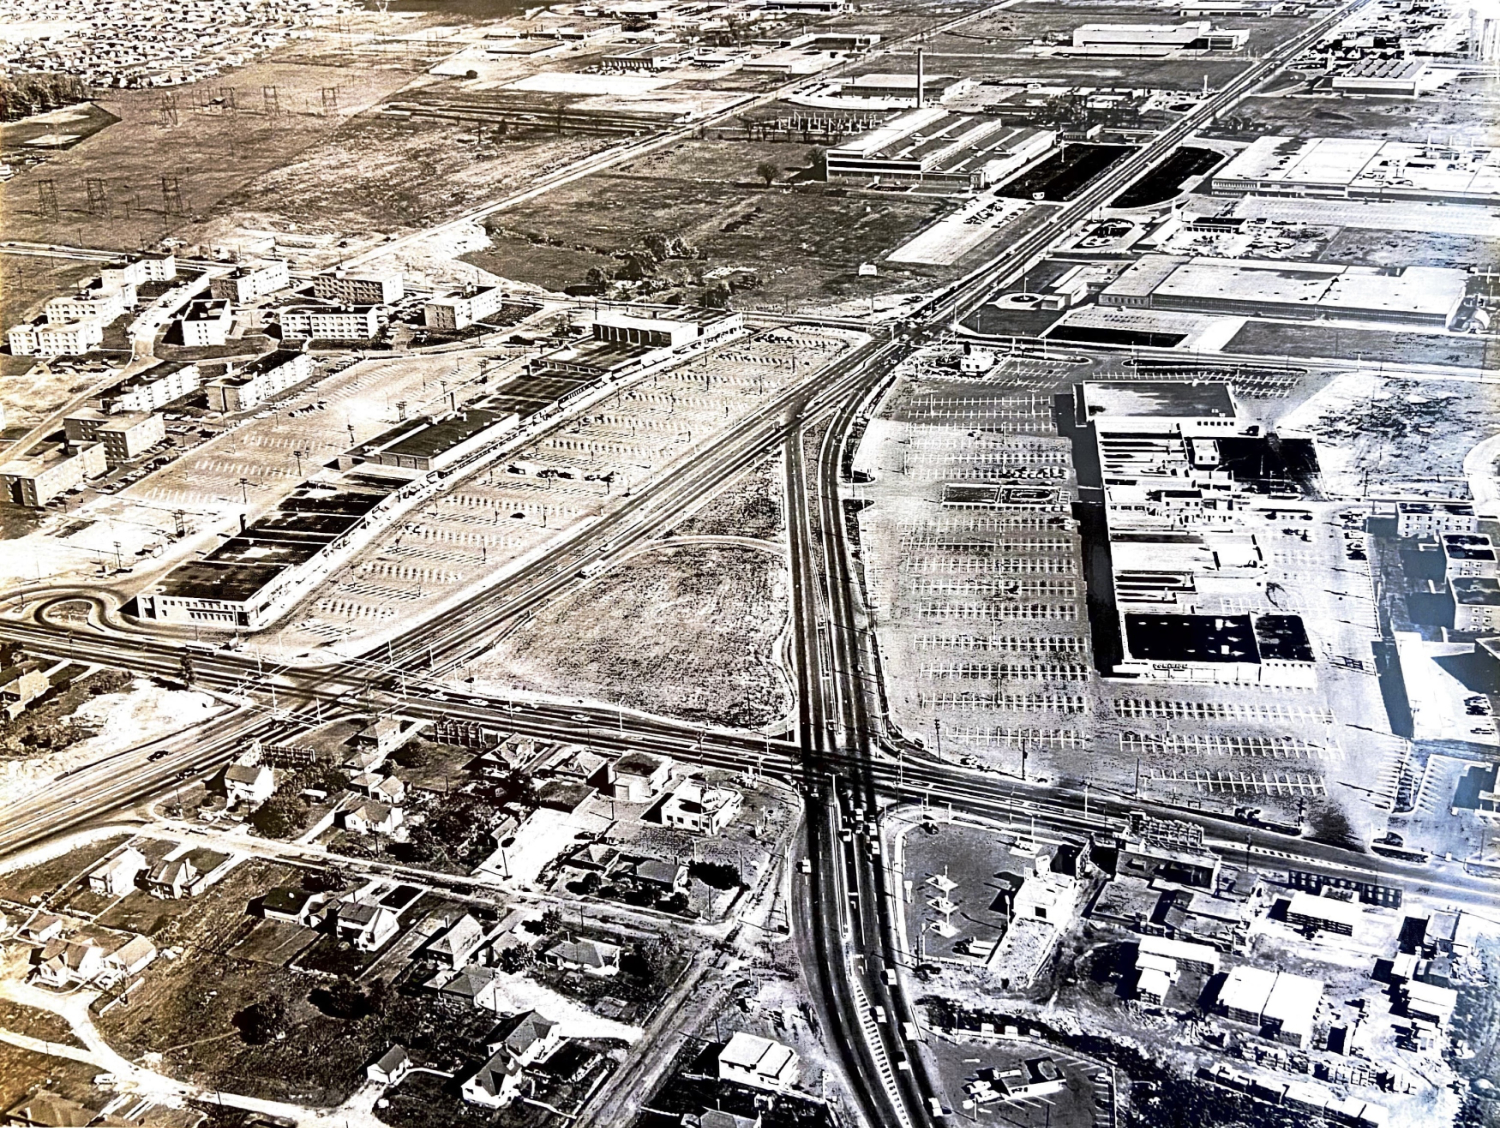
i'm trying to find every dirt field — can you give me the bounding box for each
[671,453,785,541]
[1210,88,1500,145]
[469,543,793,729]
[0,834,130,904]
[472,137,951,307]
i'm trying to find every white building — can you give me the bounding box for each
[224,763,276,807]
[1285,891,1363,937]
[46,282,134,325]
[280,305,381,340]
[0,441,107,507]
[180,298,233,347]
[105,362,201,413]
[210,259,291,304]
[8,319,104,357]
[313,269,404,305]
[205,350,313,413]
[718,1032,800,1093]
[1068,22,1248,53]
[101,252,176,289]
[424,285,506,331]
[661,779,743,835]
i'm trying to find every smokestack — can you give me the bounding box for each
[916,47,925,108]
[239,513,247,534]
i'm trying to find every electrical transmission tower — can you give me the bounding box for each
[36,179,59,219]
[158,91,179,126]
[320,86,339,116]
[263,85,280,117]
[85,178,108,216]
[161,175,184,217]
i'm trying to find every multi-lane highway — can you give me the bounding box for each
[0,2,1411,1123]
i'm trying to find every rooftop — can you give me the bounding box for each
[1124,612,1259,663]
[1082,380,1237,421]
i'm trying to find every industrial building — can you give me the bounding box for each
[180,298,233,347]
[1064,22,1249,55]
[204,350,313,413]
[0,440,107,507]
[63,410,165,467]
[312,269,404,306]
[1217,967,1324,1047]
[1329,56,1445,95]
[424,285,506,331]
[338,407,521,476]
[1213,135,1500,205]
[136,482,396,629]
[836,71,966,104]
[210,259,291,304]
[280,305,381,340]
[826,108,1055,191]
[1097,254,1468,330]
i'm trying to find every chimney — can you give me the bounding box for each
[916,47,925,108]
[239,513,247,533]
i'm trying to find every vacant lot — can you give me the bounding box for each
[473,138,950,307]
[671,453,785,541]
[0,252,98,328]
[471,543,793,728]
[0,834,130,904]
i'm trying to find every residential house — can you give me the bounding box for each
[224,763,276,808]
[335,901,401,952]
[87,847,147,896]
[486,1010,562,1066]
[429,913,487,970]
[565,843,621,875]
[19,914,64,944]
[104,935,157,977]
[259,887,327,927]
[350,772,406,805]
[342,800,404,836]
[661,780,743,835]
[461,1048,527,1108]
[4,1093,108,1128]
[717,1032,800,1093]
[147,858,205,899]
[631,859,688,894]
[439,965,502,1011]
[367,1045,413,1086]
[546,938,622,977]
[32,938,106,988]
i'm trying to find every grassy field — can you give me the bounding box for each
[671,453,785,541]
[0,834,130,904]
[1210,88,1500,145]
[0,51,425,251]
[0,252,99,328]
[474,138,950,306]
[473,542,793,728]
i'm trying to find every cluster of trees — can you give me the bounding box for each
[247,761,350,839]
[0,73,89,121]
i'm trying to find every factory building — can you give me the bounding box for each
[826,108,1055,191]
[0,441,107,507]
[210,259,291,304]
[1329,57,1445,95]
[180,298,233,347]
[1066,22,1249,55]
[837,71,967,103]
[280,305,381,341]
[424,285,506,332]
[1213,135,1500,205]
[313,269,404,306]
[1098,254,1468,329]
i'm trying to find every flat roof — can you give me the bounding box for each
[1217,135,1500,199]
[1218,964,1277,1014]
[155,559,288,602]
[380,408,514,460]
[1125,612,1259,663]
[1287,891,1363,927]
[1262,970,1323,1033]
[1453,577,1500,606]
[1082,381,1237,420]
[1254,614,1313,662]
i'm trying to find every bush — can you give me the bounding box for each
[232,995,287,1045]
[689,860,740,890]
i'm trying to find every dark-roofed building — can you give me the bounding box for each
[485,1010,562,1065]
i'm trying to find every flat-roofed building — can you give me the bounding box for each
[1067,22,1248,54]
[1330,56,1443,95]
[1098,254,1468,330]
[1138,934,1221,975]
[100,251,176,289]
[1079,380,1246,436]
[827,107,1055,191]
[313,269,404,305]
[592,306,741,349]
[0,441,107,507]
[338,407,521,475]
[105,361,200,413]
[46,280,134,325]
[210,259,291,303]
[64,410,164,466]
[280,304,381,340]
[8,318,104,357]
[424,285,506,331]
[205,350,313,413]
[1214,135,1500,205]
[1262,971,1323,1048]
[1285,890,1363,937]
[1452,576,1500,632]
[1117,611,1317,686]
[1397,500,1477,538]
[180,298,233,347]
[838,71,966,103]
[1442,533,1497,579]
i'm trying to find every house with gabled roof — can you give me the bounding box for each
[460,1048,527,1108]
[546,937,622,977]
[485,1010,562,1066]
[334,900,400,952]
[429,913,487,970]
[224,763,276,808]
[439,965,502,1011]
[367,1045,413,1086]
[87,847,147,896]
[32,938,105,988]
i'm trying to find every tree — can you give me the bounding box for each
[310,975,372,1019]
[756,160,779,188]
[233,994,287,1044]
[807,146,827,179]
